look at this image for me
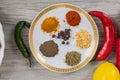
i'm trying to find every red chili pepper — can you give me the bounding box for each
[88,11,115,61]
[116,38,120,71]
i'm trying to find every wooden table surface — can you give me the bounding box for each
[0,0,120,80]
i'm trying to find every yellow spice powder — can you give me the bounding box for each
[41,17,59,33]
[76,30,92,49]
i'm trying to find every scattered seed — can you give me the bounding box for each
[66,42,70,45]
[52,34,56,38]
[62,41,65,44]
[51,28,71,45]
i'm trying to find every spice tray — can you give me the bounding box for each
[29,3,99,73]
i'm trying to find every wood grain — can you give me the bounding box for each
[0,0,120,80]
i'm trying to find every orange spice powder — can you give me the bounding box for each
[41,17,59,33]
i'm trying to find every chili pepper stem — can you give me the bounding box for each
[28,57,32,67]
[90,57,97,62]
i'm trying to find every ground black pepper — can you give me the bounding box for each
[40,40,59,57]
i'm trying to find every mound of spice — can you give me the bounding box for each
[40,40,59,57]
[65,51,81,66]
[52,29,71,45]
[41,17,59,33]
[76,30,92,49]
[66,11,81,26]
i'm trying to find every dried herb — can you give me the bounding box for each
[65,51,81,66]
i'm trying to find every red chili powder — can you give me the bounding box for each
[66,11,81,26]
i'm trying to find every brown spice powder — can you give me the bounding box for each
[40,40,59,57]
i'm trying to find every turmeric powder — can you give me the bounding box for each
[41,17,59,33]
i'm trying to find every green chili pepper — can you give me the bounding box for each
[14,21,31,67]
